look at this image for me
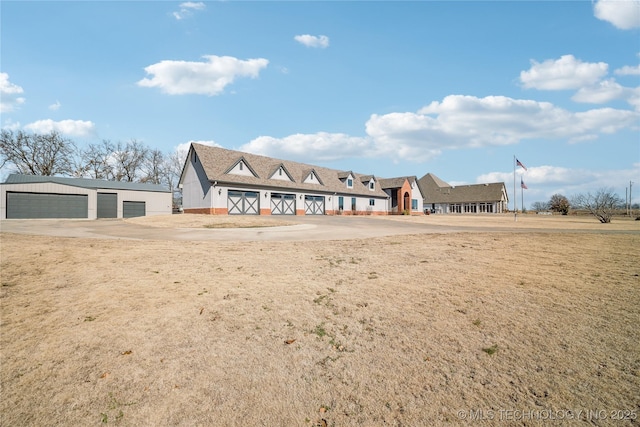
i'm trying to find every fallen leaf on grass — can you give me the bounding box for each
[121,350,132,355]
[284,339,296,345]
[100,372,109,379]
[199,307,204,315]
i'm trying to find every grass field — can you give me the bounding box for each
[1,215,639,426]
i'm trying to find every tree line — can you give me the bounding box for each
[531,191,634,224]
[0,130,184,193]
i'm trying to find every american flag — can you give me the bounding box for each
[521,177,528,189]
[516,158,527,170]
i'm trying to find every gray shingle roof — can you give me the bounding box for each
[189,143,389,198]
[3,174,170,192]
[418,173,507,203]
[378,177,408,189]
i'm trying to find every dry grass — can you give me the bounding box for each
[381,212,640,231]
[1,217,639,426]
[126,213,295,229]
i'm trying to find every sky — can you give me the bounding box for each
[1,0,639,209]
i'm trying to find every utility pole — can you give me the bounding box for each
[626,187,629,216]
[630,181,634,217]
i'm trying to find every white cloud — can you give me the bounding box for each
[175,139,221,155]
[0,73,26,113]
[571,78,632,103]
[1,119,21,131]
[173,1,206,20]
[23,119,95,137]
[594,0,640,30]
[242,94,638,165]
[520,55,608,90]
[364,95,638,162]
[49,100,62,111]
[615,64,640,75]
[240,132,371,162]
[294,34,330,48]
[137,55,269,96]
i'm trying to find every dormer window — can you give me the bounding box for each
[347,178,353,188]
[239,162,243,171]
[369,181,375,190]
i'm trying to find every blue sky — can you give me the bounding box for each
[1,0,639,208]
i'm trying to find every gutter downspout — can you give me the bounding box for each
[212,181,217,214]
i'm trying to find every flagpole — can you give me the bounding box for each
[513,155,517,221]
[521,179,524,214]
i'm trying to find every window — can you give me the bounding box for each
[450,204,461,213]
[351,197,356,211]
[369,199,375,206]
[338,196,344,210]
[239,162,243,171]
[411,199,418,210]
[347,178,353,188]
[278,168,282,176]
[369,181,375,190]
[464,203,477,213]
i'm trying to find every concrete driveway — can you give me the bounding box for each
[3,215,635,241]
[0,216,469,242]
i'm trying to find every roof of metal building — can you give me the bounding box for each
[3,174,170,193]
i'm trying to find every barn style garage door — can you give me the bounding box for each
[304,195,325,215]
[97,193,117,218]
[270,193,296,215]
[228,191,259,215]
[123,201,146,218]
[6,192,88,219]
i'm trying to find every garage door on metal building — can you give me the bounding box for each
[123,201,146,218]
[228,191,259,215]
[97,193,117,218]
[6,192,88,219]
[270,193,296,215]
[304,195,325,215]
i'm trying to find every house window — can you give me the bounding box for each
[411,199,418,210]
[369,181,375,190]
[351,197,356,211]
[450,204,461,213]
[369,199,375,206]
[279,168,282,176]
[347,178,353,188]
[239,162,243,171]
[338,196,344,210]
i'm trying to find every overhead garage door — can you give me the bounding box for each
[123,201,146,218]
[270,193,296,215]
[304,195,325,215]
[6,192,88,219]
[228,191,259,215]
[97,193,117,218]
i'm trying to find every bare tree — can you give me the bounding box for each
[572,187,623,223]
[0,130,77,176]
[79,140,116,180]
[531,201,549,212]
[163,149,185,191]
[549,193,570,215]
[112,140,149,182]
[142,148,165,184]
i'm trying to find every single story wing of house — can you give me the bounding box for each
[0,174,172,219]
[417,173,509,214]
[178,143,425,216]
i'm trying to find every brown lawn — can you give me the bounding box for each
[1,215,639,426]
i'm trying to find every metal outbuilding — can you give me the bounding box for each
[0,174,172,220]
